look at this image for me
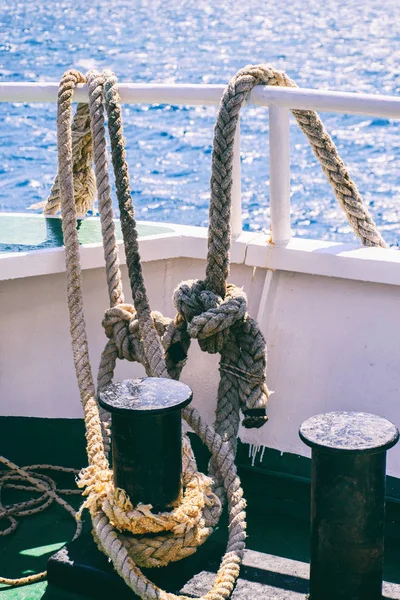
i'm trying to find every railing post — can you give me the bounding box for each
[269,105,291,245]
[231,116,242,238]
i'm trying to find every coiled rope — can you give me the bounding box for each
[0,459,81,586]
[0,63,386,593]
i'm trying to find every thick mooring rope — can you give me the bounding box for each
[56,68,248,600]
[205,63,385,266]
[0,63,386,593]
[30,103,96,217]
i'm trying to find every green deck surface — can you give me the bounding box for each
[0,418,88,599]
[1,417,400,599]
[0,214,174,254]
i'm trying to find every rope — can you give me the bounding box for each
[1,63,386,595]
[0,457,81,587]
[30,103,97,217]
[0,74,93,588]
[53,68,248,600]
[205,64,385,297]
[103,70,169,380]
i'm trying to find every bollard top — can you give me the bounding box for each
[299,411,399,454]
[98,378,193,416]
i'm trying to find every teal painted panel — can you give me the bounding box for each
[0,215,174,254]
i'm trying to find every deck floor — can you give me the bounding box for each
[2,418,400,599]
[2,494,400,599]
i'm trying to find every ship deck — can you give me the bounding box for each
[2,417,400,600]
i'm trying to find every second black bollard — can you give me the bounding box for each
[99,377,192,511]
[300,411,399,600]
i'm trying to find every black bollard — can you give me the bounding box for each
[299,411,399,600]
[99,377,192,511]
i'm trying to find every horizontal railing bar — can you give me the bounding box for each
[0,83,223,106]
[255,86,400,119]
[0,82,400,118]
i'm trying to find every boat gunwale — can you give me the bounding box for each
[0,215,400,287]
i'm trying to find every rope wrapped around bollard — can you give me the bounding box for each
[0,63,387,593]
[53,68,257,600]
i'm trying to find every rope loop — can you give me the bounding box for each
[206,64,386,300]
[0,459,81,587]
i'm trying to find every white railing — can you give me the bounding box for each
[1,83,400,243]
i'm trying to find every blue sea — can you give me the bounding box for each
[1,0,400,245]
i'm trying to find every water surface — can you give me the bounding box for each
[1,0,400,245]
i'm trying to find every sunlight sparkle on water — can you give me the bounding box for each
[1,0,400,244]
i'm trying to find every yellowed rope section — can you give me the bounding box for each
[77,434,221,567]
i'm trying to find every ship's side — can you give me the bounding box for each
[1,212,400,479]
[2,82,400,477]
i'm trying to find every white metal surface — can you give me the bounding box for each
[242,268,400,477]
[2,82,400,118]
[269,106,291,245]
[2,220,400,286]
[246,236,400,286]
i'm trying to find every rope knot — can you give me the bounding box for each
[102,304,191,379]
[173,280,247,353]
[102,304,140,361]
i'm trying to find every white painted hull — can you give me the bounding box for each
[1,218,400,476]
